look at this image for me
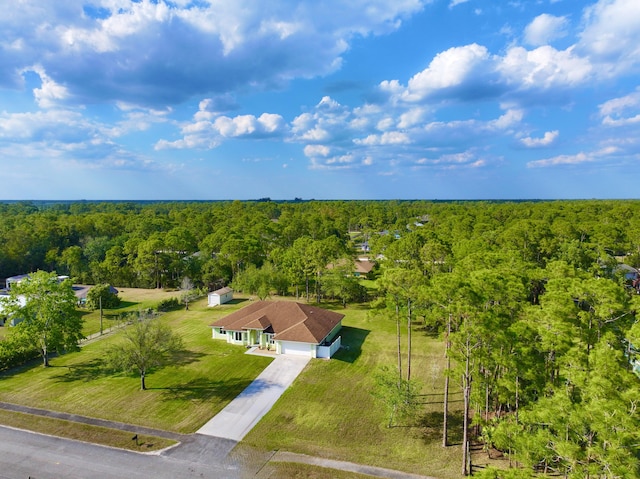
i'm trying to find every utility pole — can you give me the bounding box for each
[99,295,103,335]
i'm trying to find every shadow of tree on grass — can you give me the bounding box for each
[153,377,254,403]
[418,410,464,446]
[170,349,206,367]
[51,348,204,384]
[50,358,114,383]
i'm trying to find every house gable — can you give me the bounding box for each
[211,300,344,357]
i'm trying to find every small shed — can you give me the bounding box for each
[208,287,233,307]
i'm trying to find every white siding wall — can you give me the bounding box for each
[208,293,220,306]
[212,327,226,340]
[208,291,233,307]
[317,336,341,359]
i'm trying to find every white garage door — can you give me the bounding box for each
[279,341,312,357]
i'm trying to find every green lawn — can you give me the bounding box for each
[0,409,176,452]
[79,287,183,337]
[0,295,271,433]
[257,462,373,478]
[0,291,467,478]
[244,303,465,479]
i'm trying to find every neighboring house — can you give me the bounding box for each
[211,300,344,358]
[614,264,640,293]
[208,287,234,307]
[327,258,376,278]
[73,284,119,306]
[354,258,375,278]
[1,276,108,322]
[0,290,27,326]
[2,274,41,325]
[6,274,70,290]
[5,274,32,290]
[617,263,639,280]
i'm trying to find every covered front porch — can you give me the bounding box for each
[248,328,276,352]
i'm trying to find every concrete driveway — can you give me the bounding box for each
[197,354,310,441]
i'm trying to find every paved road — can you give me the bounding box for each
[0,425,440,479]
[0,426,254,479]
[197,354,310,441]
[0,401,186,442]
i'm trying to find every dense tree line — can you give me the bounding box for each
[1,200,640,475]
[0,199,428,291]
[2,199,640,291]
[366,202,640,477]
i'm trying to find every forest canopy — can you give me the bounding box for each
[1,199,639,291]
[1,199,640,476]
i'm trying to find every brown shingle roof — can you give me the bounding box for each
[355,259,375,274]
[326,258,375,274]
[211,301,344,344]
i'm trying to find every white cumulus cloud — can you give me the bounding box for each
[383,44,493,103]
[598,89,640,126]
[520,130,559,147]
[499,45,592,89]
[527,152,590,168]
[156,111,286,150]
[23,66,70,108]
[524,14,569,47]
[0,0,426,107]
[578,0,640,75]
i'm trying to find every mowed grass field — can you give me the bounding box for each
[0,288,466,477]
[0,293,271,433]
[244,303,465,479]
[79,287,184,337]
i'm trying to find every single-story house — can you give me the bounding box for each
[5,274,31,290]
[5,274,70,290]
[354,258,375,277]
[72,284,119,305]
[208,287,234,307]
[0,290,27,326]
[326,258,376,278]
[211,300,344,358]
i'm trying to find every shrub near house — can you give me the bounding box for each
[86,284,121,310]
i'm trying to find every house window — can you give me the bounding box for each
[219,328,226,335]
[233,331,244,342]
[266,334,275,345]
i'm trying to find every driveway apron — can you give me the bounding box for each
[197,354,310,441]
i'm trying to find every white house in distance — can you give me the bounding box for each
[211,300,344,358]
[0,290,27,326]
[1,273,63,325]
[208,287,234,307]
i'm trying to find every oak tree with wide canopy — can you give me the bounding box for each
[2,271,83,367]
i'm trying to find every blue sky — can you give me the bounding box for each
[1,0,639,200]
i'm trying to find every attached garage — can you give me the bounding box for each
[211,301,344,358]
[278,340,313,357]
